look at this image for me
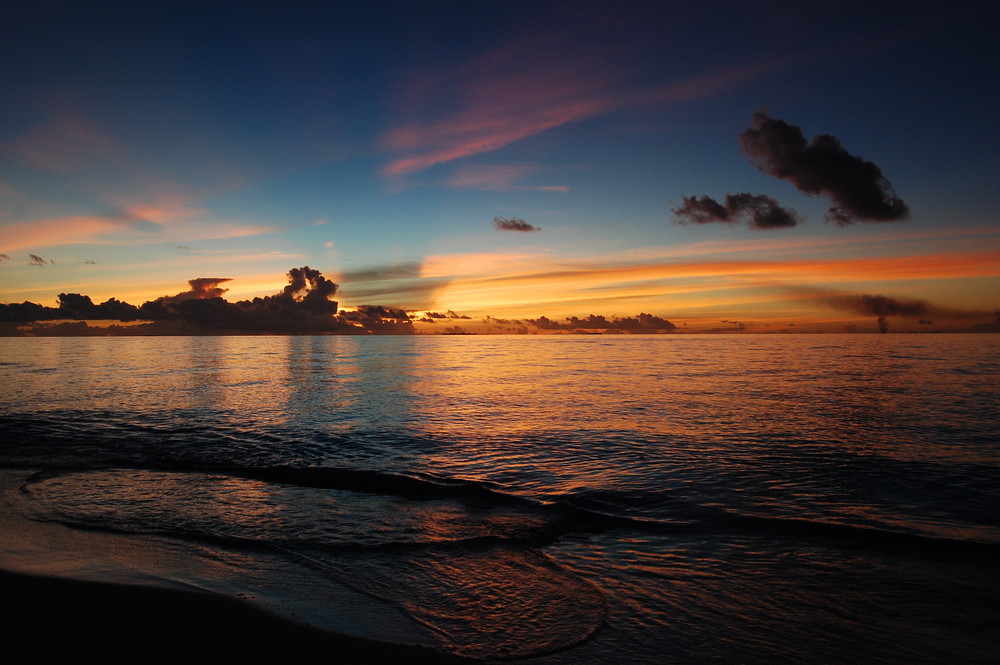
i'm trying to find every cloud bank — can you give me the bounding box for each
[528,312,676,333]
[0,267,412,335]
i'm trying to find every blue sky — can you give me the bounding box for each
[2,0,998,331]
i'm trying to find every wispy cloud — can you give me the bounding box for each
[381,23,787,178]
[3,111,121,173]
[445,164,568,192]
[0,213,275,253]
[419,247,1000,317]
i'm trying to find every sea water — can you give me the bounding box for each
[1,334,997,663]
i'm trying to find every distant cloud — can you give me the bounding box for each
[84,260,97,264]
[338,305,413,334]
[114,267,348,333]
[816,290,994,332]
[673,193,801,230]
[332,261,449,310]
[494,216,541,232]
[338,262,422,282]
[528,312,676,333]
[28,254,50,266]
[162,277,232,302]
[421,310,471,320]
[739,109,909,226]
[446,164,568,192]
[0,254,10,261]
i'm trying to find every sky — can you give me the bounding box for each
[2,0,999,333]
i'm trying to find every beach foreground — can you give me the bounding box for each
[2,335,998,664]
[1,568,473,665]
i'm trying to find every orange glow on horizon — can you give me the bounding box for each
[419,249,1000,320]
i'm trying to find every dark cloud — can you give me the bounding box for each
[57,293,142,321]
[28,254,50,266]
[338,305,413,334]
[0,266,429,335]
[528,312,676,333]
[337,262,422,282]
[334,262,449,310]
[135,267,348,333]
[673,193,801,229]
[739,109,909,226]
[0,254,10,261]
[818,292,994,333]
[493,216,540,232]
[161,277,232,303]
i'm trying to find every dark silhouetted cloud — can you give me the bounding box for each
[739,109,909,226]
[162,277,232,303]
[673,193,801,229]
[338,305,413,334]
[493,216,540,232]
[334,261,449,310]
[338,263,422,283]
[528,312,676,333]
[0,266,431,335]
[817,291,994,333]
[28,254,50,266]
[57,293,142,321]
[0,254,10,261]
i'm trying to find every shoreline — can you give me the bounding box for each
[1,568,475,664]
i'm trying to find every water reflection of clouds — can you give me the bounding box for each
[281,336,421,433]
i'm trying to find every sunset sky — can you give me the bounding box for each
[2,1,998,332]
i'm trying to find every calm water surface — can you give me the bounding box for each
[1,334,998,663]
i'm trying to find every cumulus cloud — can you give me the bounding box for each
[739,109,909,225]
[528,312,676,333]
[673,193,801,230]
[338,305,413,334]
[0,266,431,335]
[162,277,232,302]
[493,216,541,232]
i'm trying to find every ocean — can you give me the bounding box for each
[1,334,998,663]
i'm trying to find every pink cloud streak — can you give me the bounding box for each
[381,31,787,177]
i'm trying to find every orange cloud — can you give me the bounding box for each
[0,212,276,253]
[1,216,128,252]
[419,248,1000,318]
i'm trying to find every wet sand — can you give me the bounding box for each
[1,569,474,664]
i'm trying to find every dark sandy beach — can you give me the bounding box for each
[1,569,474,665]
